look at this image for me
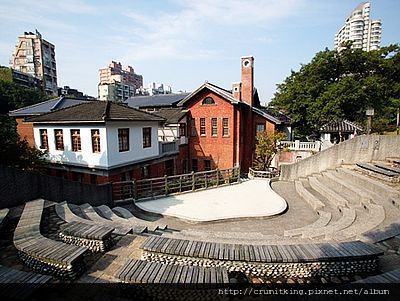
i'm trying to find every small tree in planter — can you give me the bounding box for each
[253,131,286,170]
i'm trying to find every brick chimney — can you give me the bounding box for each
[241,56,254,106]
[232,82,241,100]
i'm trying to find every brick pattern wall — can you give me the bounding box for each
[15,118,35,146]
[185,90,236,171]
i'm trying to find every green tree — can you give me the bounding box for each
[253,131,286,170]
[0,116,47,171]
[269,45,400,138]
[0,80,46,114]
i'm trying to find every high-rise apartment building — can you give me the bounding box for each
[10,30,58,95]
[98,61,143,101]
[334,2,381,52]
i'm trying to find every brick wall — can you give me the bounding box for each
[185,90,236,171]
[15,117,35,146]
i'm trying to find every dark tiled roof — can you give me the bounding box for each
[320,120,363,133]
[125,93,190,108]
[8,96,93,116]
[152,108,187,124]
[27,102,165,123]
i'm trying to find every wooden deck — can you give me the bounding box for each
[117,259,229,284]
[141,236,383,262]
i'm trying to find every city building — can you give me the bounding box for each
[58,86,95,100]
[0,66,42,90]
[98,61,143,101]
[334,2,381,51]
[10,30,58,95]
[137,82,172,96]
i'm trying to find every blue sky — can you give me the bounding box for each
[0,0,399,104]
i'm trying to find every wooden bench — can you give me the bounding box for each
[117,259,229,284]
[0,264,52,299]
[354,268,400,283]
[0,208,9,226]
[14,199,88,280]
[59,221,114,252]
[97,205,167,232]
[140,236,383,263]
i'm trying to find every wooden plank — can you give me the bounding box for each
[210,267,217,283]
[243,245,250,261]
[178,265,189,284]
[221,267,229,284]
[128,260,147,283]
[145,262,163,283]
[204,242,212,259]
[153,264,168,283]
[284,245,298,262]
[183,241,194,257]
[172,265,184,284]
[197,241,206,258]
[166,265,178,284]
[160,239,174,253]
[197,266,205,284]
[154,237,168,253]
[119,259,140,282]
[136,261,154,283]
[157,264,173,284]
[188,241,198,257]
[184,266,195,284]
[204,267,211,284]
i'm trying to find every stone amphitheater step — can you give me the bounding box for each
[374,163,400,174]
[283,211,332,238]
[358,222,400,243]
[356,162,400,183]
[319,170,372,206]
[336,168,400,205]
[300,207,356,239]
[326,202,385,241]
[335,168,400,227]
[96,205,165,232]
[294,180,324,211]
[308,176,348,208]
[299,179,342,221]
[386,157,400,166]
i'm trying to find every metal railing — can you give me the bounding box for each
[112,166,241,202]
[248,167,279,179]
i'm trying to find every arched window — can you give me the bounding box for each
[202,97,215,105]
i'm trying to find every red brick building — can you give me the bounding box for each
[178,56,280,172]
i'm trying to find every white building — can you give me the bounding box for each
[334,2,381,52]
[28,101,182,183]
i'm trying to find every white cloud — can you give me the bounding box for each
[114,0,305,61]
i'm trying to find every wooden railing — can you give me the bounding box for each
[248,167,279,179]
[112,166,241,202]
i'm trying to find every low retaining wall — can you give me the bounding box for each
[142,252,378,279]
[280,135,400,181]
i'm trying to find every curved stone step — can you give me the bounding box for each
[336,168,400,207]
[79,203,137,235]
[294,180,325,211]
[97,205,165,231]
[301,207,356,239]
[308,176,348,208]
[284,211,332,237]
[320,171,371,205]
[327,203,386,241]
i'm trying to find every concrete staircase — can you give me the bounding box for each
[285,162,400,242]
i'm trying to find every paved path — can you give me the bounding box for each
[135,179,287,222]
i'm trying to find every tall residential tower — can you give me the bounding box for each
[10,30,58,95]
[334,2,381,52]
